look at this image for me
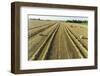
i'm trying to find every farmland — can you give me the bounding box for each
[28,19,88,60]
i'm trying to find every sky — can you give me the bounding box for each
[28,14,88,21]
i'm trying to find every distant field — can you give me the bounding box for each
[28,19,88,60]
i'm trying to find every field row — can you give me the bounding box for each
[28,21,88,60]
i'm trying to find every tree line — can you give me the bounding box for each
[66,20,88,23]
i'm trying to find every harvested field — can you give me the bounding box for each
[28,19,88,60]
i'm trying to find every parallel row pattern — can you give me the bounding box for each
[28,21,88,60]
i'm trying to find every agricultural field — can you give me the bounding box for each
[28,19,88,60]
